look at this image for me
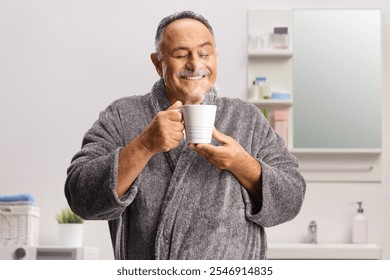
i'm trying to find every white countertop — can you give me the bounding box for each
[267,243,382,260]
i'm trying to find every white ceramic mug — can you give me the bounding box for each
[181,105,217,144]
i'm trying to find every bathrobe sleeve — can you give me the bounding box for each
[241,104,306,228]
[65,102,139,220]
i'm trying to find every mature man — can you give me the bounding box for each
[65,11,305,260]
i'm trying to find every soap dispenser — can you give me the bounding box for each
[351,201,368,244]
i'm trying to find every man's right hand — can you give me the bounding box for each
[139,101,184,154]
[117,101,184,197]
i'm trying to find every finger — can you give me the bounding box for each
[167,100,182,111]
[171,122,184,132]
[166,101,183,122]
[170,130,185,141]
[193,143,219,156]
[190,144,209,158]
[212,128,230,144]
[166,110,183,122]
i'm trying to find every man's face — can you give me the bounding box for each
[151,19,217,105]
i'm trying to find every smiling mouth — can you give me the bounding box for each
[177,69,210,80]
[181,75,206,80]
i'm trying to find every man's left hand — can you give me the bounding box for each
[188,128,246,172]
[189,128,262,202]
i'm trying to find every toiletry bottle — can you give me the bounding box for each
[255,77,271,119]
[273,110,289,147]
[255,77,271,99]
[272,27,289,49]
[351,201,368,244]
[262,80,271,99]
[255,77,266,99]
[249,80,259,100]
[248,32,256,52]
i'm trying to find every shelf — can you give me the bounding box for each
[267,243,382,260]
[290,150,382,182]
[249,99,293,109]
[248,49,293,58]
[290,148,382,154]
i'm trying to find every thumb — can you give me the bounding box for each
[212,128,229,144]
[167,100,182,111]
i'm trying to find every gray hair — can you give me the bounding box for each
[154,11,214,59]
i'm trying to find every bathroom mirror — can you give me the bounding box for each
[293,10,381,149]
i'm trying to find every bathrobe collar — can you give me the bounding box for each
[148,79,219,259]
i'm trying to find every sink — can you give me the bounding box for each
[267,243,382,259]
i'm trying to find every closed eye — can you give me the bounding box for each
[172,49,189,59]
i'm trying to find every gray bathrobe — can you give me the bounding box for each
[65,79,306,260]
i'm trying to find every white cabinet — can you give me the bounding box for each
[247,9,382,182]
[247,9,294,148]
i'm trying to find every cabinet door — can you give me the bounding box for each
[293,10,381,149]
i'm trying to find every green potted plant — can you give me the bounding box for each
[56,208,84,224]
[56,208,84,247]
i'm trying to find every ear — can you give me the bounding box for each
[151,53,163,77]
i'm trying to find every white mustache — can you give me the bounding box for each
[176,69,210,78]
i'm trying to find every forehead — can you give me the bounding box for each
[162,18,215,48]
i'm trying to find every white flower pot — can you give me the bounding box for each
[58,224,84,247]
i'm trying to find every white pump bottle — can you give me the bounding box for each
[352,201,368,244]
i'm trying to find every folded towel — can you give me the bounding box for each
[0,201,32,206]
[0,194,35,205]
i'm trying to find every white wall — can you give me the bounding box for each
[1,0,389,260]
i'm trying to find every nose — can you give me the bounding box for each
[185,54,203,70]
